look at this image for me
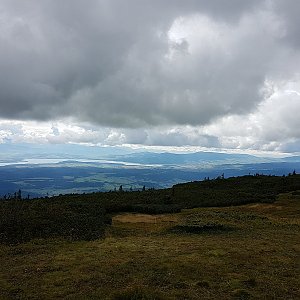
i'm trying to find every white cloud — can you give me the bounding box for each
[202,79,300,152]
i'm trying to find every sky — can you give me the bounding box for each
[0,0,300,154]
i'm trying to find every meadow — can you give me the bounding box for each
[0,175,300,299]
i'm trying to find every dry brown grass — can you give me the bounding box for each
[113,213,178,224]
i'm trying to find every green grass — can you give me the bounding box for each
[1,191,299,299]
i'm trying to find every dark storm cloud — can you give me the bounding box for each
[272,0,300,48]
[0,0,298,128]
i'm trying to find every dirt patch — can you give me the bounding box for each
[113,213,178,224]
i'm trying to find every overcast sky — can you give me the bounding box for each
[0,0,299,154]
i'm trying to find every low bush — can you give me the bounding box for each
[129,204,181,214]
[0,198,110,244]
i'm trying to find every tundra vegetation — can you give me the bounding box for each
[0,174,299,299]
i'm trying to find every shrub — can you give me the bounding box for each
[0,198,110,244]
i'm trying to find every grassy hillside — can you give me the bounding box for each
[1,174,300,244]
[172,174,300,207]
[0,192,299,299]
[47,173,300,214]
[0,174,300,299]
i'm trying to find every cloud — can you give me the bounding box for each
[0,1,295,125]
[0,1,299,152]
[1,79,300,154]
[202,81,300,152]
[272,0,300,48]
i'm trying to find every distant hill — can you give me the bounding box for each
[113,151,271,165]
[0,143,136,162]
[1,142,299,166]
[282,155,300,162]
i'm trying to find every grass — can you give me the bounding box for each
[1,191,299,299]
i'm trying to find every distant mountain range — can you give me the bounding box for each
[112,151,261,165]
[0,143,135,163]
[0,143,299,167]
[113,151,300,166]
